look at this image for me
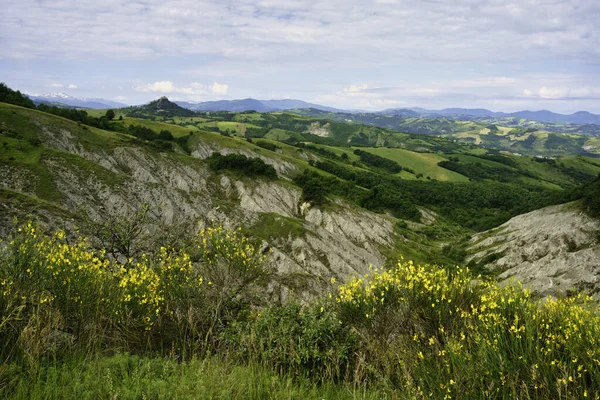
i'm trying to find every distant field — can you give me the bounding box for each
[197,121,261,136]
[264,128,299,141]
[173,116,210,124]
[233,113,264,122]
[361,148,469,182]
[114,117,198,138]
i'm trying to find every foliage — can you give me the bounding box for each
[36,103,120,132]
[223,303,358,383]
[4,221,600,399]
[335,260,600,398]
[0,222,271,364]
[294,143,344,160]
[255,140,279,151]
[582,175,600,217]
[0,83,36,109]
[302,158,566,229]
[207,153,277,179]
[0,355,387,400]
[437,159,531,182]
[354,148,403,173]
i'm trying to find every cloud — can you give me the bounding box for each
[135,81,177,93]
[49,83,63,88]
[210,82,229,95]
[133,80,230,99]
[3,1,600,113]
[538,86,569,99]
[67,84,77,89]
[2,0,598,66]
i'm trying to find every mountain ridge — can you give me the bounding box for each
[175,98,345,113]
[382,107,600,125]
[26,92,128,109]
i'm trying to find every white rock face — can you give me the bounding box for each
[468,202,600,297]
[1,119,397,298]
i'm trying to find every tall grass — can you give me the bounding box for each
[2,222,600,398]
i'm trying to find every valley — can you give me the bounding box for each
[2,83,600,399]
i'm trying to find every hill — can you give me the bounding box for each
[382,107,600,125]
[175,98,343,113]
[293,108,600,156]
[125,96,196,117]
[2,96,599,272]
[27,92,128,109]
[4,90,600,399]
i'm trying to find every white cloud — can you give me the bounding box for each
[538,86,569,99]
[133,80,228,99]
[210,82,229,95]
[3,0,598,66]
[3,1,600,113]
[67,84,77,89]
[115,96,127,101]
[343,84,369,93]
[49,83,63,88]
[135,81,176,93]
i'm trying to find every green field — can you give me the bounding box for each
[362,147,469,182]
[197,121,262,136]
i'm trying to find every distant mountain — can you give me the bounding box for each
[177,98,274,112]
[383,107,600,125]
[27,93,128,109]
[262,99,344,112]
[175,98,344,113]
[508,110,600,125]
[378,108,421,117]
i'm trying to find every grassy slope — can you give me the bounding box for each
[3,100,599,271]
[362,147,469,182]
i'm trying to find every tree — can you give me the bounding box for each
[105,109,115,120]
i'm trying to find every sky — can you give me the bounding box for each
[1,0,599,113]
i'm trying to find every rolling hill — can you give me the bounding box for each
[175,98,343,113]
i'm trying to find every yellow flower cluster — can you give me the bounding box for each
[335,258,600,398]
[198,226,269,273]
[0,222,211,332]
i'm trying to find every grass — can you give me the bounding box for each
[264,128,303,141]
[2,355,390,400]
[248,213,308,242]
[197,121,262,136]
[113,117,198,138]
[362,147,469,182]
[4,217,600,399]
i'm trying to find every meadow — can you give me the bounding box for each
[2,222,600,399]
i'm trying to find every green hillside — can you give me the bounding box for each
[3,90,600,400]
[292,108,600,157]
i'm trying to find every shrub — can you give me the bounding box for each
[334,259,600,398]
[0,221,271,364]
[222,303,358,383]
[207,153,277,179]
[255,141,279,152]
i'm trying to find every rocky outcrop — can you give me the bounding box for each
[468,202,600,297]
[1,116,397,299]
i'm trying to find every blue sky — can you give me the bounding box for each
[1,0,599,113]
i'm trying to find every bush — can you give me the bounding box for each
[207,153,277,179]
[354,149,402,173]
[255,141,279,152]
[334,260,600,398]
[222,303,358,383]
[0,221,271,364]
